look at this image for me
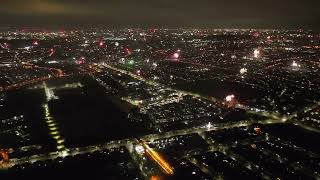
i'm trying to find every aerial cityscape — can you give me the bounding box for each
[0,28,319,180]
[1,0,320,180]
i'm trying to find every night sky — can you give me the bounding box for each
[0,0,319,29]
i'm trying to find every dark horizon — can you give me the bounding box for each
[0,0,319,30]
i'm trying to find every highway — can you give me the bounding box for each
[139,139,174,175]
[1,117,283,170]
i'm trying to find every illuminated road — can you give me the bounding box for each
[5,140,129,169]
[139,139,174,175]
[0,76,51,92]
[22,62,64,77]
[1,117,283,170]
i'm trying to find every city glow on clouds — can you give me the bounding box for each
[0,0,101,15]
[0,0,319,29]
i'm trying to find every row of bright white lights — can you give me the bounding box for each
[43,83,67,153]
